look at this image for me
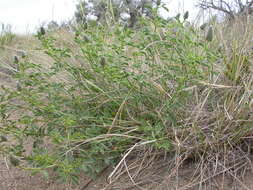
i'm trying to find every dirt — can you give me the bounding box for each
[0,157,80,190]
[2,155,253,190]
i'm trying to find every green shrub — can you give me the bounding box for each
[1,16,251,185]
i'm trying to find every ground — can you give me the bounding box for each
[1,155,253,190]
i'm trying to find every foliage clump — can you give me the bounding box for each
[0,8,252,185]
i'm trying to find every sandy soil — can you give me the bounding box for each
[1,155,253,190]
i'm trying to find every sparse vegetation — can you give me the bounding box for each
[198,0,253,20]
[0,1,252,189]
[75,0,163,27]
[0,24,15,45]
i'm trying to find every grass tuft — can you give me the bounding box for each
[0,15,252,187]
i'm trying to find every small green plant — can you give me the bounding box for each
[0,13,252,186]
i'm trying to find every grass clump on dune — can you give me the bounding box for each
[0,14,252,185]
[0,24,15,46]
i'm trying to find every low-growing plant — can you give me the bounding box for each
[0,14,252,186]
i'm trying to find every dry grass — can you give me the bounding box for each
[94,17,253,189]
[0,15,252,189]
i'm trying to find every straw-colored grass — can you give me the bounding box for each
[0,14,252,189]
